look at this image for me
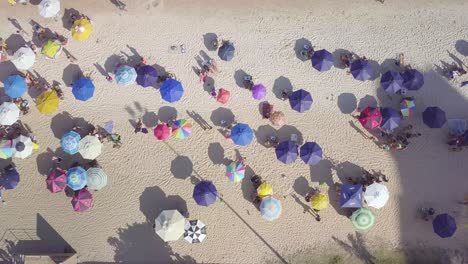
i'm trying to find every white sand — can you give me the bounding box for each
[0,0,467,263]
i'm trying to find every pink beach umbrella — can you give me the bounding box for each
[154,124,172,140]
[71,188,93,212]
[46,168,67,193]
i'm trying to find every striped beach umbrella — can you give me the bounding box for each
[71,188,93,212]
[0,139,14,159]
[12,135,33,159]
[260,196,282,221]
[46,168,67,193]
[171,119,192,139]
[86,167,108,190]
[184,219,207,243]
[400,97,416,118]
[225,161,245,183]
[61,131,81,155]
[351,208,375,230]
[358,107,382,129]
[66,166,87,191]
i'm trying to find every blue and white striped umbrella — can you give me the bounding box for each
[260,196,282,221]
[66,166,87,191]
[115,65,137,86]
[61,131,81,155]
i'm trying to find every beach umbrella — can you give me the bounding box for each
[86,167,108,191]
[340,184,363,208]
[311,49,334,72]
[423,107,447,128]
[0,140,14,160]
[154,124,171,140]
[72,77,95,101]
[66,166,87,191]
[311,192,328,211]
[41,40,62,59]
[226,161,245,183]
[71,18,92,41]
[184,219,207,244]
[252,84,267,100]
[38,0,60,18]
[218,42,235,61]
[257,183,273,198]
[79,135,102,160]
[115,65,137,86]
[11,47,36,70]
[171,119,192,139]
[448,119,468,136]
[350,59,374,81]
[358,107,382,129]
[0,102,20,126]
[275,141,298,164]
[46,168,67,193]
[260,196,282,221]
[400,97,416,118]
[160,79,184,103]
[300,142,323,166]
[36,90,59,114]
[380,107,401,132]
[0,166,20,190]
[136,65,158,87]
[351,208,375,230]
[71,188,93,212]
[61,131,81,155]
[155,210,186,242]
[364,183,389,209]
[269,111,285,126]
[402,69,424,91]
[230,123,254,146]
[103,121,114,134]
[193,181,218,207]
[381,70,404,94]
[12,135,33,159]
[433,214,457,238]
[289,89,313,113]
[216,88,230,104]
[4,74,27,98]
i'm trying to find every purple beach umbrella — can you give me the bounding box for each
[136,65,158,87]
[251,84,267,100]
[402,69,424,91]
[380,107,402,132]
[311,49,334,72]
[423,107,447,128]
[289,89,313,113]
[275,141,298,164]
[350,59,374,81]
[381,71,404,94]
[193,181,218,207]
[300,142,323,166]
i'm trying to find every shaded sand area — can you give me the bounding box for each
[0,0,467,263]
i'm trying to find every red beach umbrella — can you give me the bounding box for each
[358,107,382,129]
[217,88,230,104]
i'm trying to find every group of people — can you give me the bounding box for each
[72,123,122,148]
[375,125,422,151]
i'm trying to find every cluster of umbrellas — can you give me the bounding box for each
[61,131,102,160]
[154,210,207,244]
[153,119,193,140]
[381,69,424,94]
[0,135,36,160]
[275,141,323,165]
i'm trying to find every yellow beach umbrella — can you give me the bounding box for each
[310,192,328,211]
[41,40,62,59]
[36,90,59,114]
[71,19,92,41]
[257,183,273,198]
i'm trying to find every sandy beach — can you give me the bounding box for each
[0,0,467,263]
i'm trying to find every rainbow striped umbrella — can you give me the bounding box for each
[0,139,14,159]
[171,119,192,139]
[225,161,245,183]
[400,97,416,118]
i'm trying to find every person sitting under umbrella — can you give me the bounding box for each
[300,44,314,60]
[243,75,254,90]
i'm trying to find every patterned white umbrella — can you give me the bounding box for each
[11,47,36,70]
[12,135,33,159]
[0,102,20,126]
[184,220,206,244]
[86,168,108,190]
[364,183,390,209]
[38,0,61,18]
[155,210,186,242]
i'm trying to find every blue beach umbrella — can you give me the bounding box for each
[218,42,235,61]
[61,131,81,155]
[381,71,404,94]
[433,214,457,238]
[311,49,334,72]
[380,107,401,132]
[0,166,20,190]
[4,74,27,98]
[402,69,424,91]
[72,77,95,101]
[300,142,323,166]
[423,107,446,128]
[136,65,158,87]
[193,181,218,207]
[230,123,254,146]
[66,166,87,191]
[160,79,184,103]
[350,59,374,81]
[289,89,313,113]
[260,196,282,221]
[275,141,298,164]
[340,184,363,208]
[115,65,137,86]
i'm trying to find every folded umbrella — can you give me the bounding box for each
[275,141,298,164]
[0,102,20,126]
[257,183,273,198]
[433,213,457,238]
[340,184,363,208]
[226,161,245,183]
[136,65,158,87]
[71,18,92,41]
[402,69,424,91]
[381,70,404,94]
[46,168,67,193]
[12,135,33,159]
[0,140,14,160]
[79,135,102,160]
[184,219,207,243]
[72,77,95,101]
[61,131,81,155]
[300,142,323,166]
[86,167,108,190]
[154,124,171,140]
[364,183,389,209]
[193,181,218,207]
[216,88,230,104]
[4,74,27,98]
[230,123,254,146]
[218,42,235,61]
[311,49,334,72]
[289,89,313,112]
[71,188,93,212]
[359,107,382,129]
[36,90,59,114]
[0,166,20,190]
[160,79,184,103]
[171,119,192,139]
[155,210,186,242]
[38,0,60,18]
[311,192,328,211]
[350,59,374,81]
[380,107,401,132]
[11,47,36,70]
[423,106,446,128]
[66,166,87,191]
[260,196,282,221]
[115,65,137,86]
[351,208,375,230]
[251,84,267,100]
[400,97,416,118]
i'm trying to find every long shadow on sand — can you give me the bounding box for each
[139,186,189,222]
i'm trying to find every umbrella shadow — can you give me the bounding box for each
[357,95,378,111]
[0,61,17,84]
[332,233,376,264]
[210,107,235,127]
[186,110,212,130]
[203,76,215,94]
[337,93,357,114]
[4,34,26,52]
[272,76,293,99]
[233,69,248,88]
[380,58,401,73]
[293,175,311,197]
[142,111,158,128]
[254,124,277,147]
[367,59,381,81]
[62,64,83,87]
[207,142,230,165]
[170,156,193,180]
[157,106,177,123]
[332,48,353,69]
[104,54,123,73]
[277,125,304,145]
[241,166,257,204]
[309,159,334,186]
[126,45,141,59]
[294,38,312,61]
[93,62,109,77]
[50,111,89,139]
[455,39,468,56]
[139,186,189,223]
[203,33,218,51]
[35,148,57,176]
[62,8,81,30]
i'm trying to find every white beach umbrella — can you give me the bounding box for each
[38,0,61,18]
[78,135,102,160]
[86,167,108,190]
[0,102,20,126]
[364,183,390,209]
[11,47,36,70]
[184,219,207,244]
[155,210,186,242]
[12,135,33,159]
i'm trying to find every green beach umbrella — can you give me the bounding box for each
[351,208,375,230]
